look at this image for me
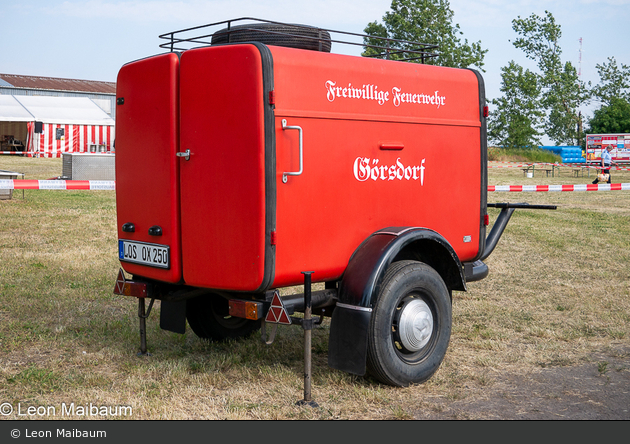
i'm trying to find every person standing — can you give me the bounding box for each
[593,146,614,184]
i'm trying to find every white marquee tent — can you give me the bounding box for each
[0,95,115,158]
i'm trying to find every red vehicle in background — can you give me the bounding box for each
[113,18,547,387]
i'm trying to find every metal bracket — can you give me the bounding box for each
[281,119,303,183]
[290,315,324,329]
[261,322,278,345]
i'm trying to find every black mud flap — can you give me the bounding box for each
[159,299,187,334]
[327,304,371,376]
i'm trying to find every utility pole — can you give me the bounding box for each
[578,37,582,77]
[577,38,583,146]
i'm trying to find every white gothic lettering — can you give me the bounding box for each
[353,157,425,185]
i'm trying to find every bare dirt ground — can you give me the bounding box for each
[414,346,630,420]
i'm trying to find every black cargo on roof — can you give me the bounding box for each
[211,23,332,53]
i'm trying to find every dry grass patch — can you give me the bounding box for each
[1,157,629,419]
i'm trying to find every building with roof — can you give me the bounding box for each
[0,74,116,158]
[0,74,116,118]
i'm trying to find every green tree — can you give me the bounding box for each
[488,61,544,148]
[587,98,630,134]
[510,11,590,145]
[544,61,590,144]
[592,57,630,105]
[362,0,487,71]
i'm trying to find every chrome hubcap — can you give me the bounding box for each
[398,298,433,352]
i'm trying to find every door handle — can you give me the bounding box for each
[176,149,190,161]
[281,119,303,183]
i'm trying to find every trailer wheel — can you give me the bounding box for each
[186,294,261,341]
[211,23,332,52]
[366,260,452,387]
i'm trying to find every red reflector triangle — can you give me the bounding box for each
[265,305,279,323]
[271,292,283,308]
[277,310,291,325]
[272,306,283,320]
[114,268,126,295]
[264,291,291,325]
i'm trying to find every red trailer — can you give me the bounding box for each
[113,19,549,387]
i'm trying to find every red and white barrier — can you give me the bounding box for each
[488,161,630,171]
[488,183,630,192]
[0,180,115,190]
[1,179,628,193]
[540,162,630,171]
[488,163,530,169]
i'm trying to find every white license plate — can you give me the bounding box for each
[119,240,170,269]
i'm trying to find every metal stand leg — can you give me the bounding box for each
[137,297,154,357]
[297,271,318,408]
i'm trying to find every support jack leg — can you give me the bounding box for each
[296,271,319,408]
[137,297,155,357]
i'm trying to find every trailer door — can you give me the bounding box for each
[178,44,275,291]
[115,52,182,283]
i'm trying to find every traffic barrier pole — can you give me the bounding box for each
[2,180,629,193]
[488,183,630,192]
[0,180,115,190]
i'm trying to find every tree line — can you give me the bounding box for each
[362,0,630,148]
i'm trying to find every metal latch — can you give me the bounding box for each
[176,149,190,161]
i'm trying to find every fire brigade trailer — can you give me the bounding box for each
[113,18,555,388]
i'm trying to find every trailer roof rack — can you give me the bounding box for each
[159,17,439,63]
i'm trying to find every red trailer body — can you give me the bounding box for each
[270,46,484,288]
[116,44,485,291]
[113,20,505,388]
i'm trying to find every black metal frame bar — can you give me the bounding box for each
[481,203,557,261]
[158,17,439,62]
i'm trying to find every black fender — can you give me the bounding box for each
[328,227,466,376]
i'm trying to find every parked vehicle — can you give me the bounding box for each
[113,18,552,387]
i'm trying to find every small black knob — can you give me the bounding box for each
[148,226,162,236]
[122,222,135,233]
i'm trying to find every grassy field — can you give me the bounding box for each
[1,156,629,420]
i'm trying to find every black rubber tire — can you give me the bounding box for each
[366,260,452,387]
[211,23,332,52]
[186,294,261,341]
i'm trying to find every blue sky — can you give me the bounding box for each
[2,0,629,123]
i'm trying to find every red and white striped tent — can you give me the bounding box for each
[0,95,114,158]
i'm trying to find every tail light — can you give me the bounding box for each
[113,269,148,298]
